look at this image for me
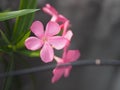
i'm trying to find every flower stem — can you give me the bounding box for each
[3,53,14,90]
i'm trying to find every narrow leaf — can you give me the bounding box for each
[12,0,38,45]
[0,29,10,44]
[3,53,14,90]
[18,50,40,57]
[0,9,39,21]
[16,31,30,49]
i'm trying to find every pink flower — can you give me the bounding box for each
[42,4,68,23]
[25,21,67,63]
[52,50,80,83]
[43,4,72,43]
[61,20,70,35]
[61,20,73,54]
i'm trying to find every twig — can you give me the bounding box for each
[0,59,120,77]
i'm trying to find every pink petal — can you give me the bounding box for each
[42,4,58,22]
[40,42,54,63]
[52,67,64,83]
[54,56,63,63]
[64,30,73,41]
[25,37,43,50]
[42,4,58,16]
[48,36,67,50]
[62,20,70,35]
[65,50,80,62]
[45,21,60,36]
[30,21,44,38]
[64,66,72,77]
[51,16,58,22]
[57,15,68,24]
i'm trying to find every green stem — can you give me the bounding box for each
[3,53,14,90]
[0,29,11,44]
[3,20,12,41]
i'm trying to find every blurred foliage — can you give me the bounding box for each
[0,0,40,90]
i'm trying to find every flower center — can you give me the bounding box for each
[42,36,48,42]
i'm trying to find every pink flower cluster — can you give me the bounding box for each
[25,4,80,83]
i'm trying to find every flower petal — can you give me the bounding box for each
[48,36,67,50]
[62,20,70,35]
[52,67,64,83]
[65,50,80,62]
[51,16,58,22]
[57,15,68,25]
[64,66,72,77]
[54,56,63,63]
[45,21,60,36]
[25,37,43,50]
[64,30,73,41]
[40,42,54,63]
[30,21,44,38]
[42,4,58,16]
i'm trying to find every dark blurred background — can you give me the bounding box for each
[0,0,120,90]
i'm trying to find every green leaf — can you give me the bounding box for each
[16,31,30,49]
[0,9,39,21]
[12,0,38,45]
[3,20,12,40]
[3,53,14,90]
[18,50,40,57]
[19,0,37,9]
[0,48,8,53]
[0,29,10,44]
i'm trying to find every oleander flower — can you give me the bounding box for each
[61,20,73,53]
[52,50,80,83]
[43,4,72,44]
[42,3,68,23]
[25,21,67,63]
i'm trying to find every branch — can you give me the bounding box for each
[0,59,120,77]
